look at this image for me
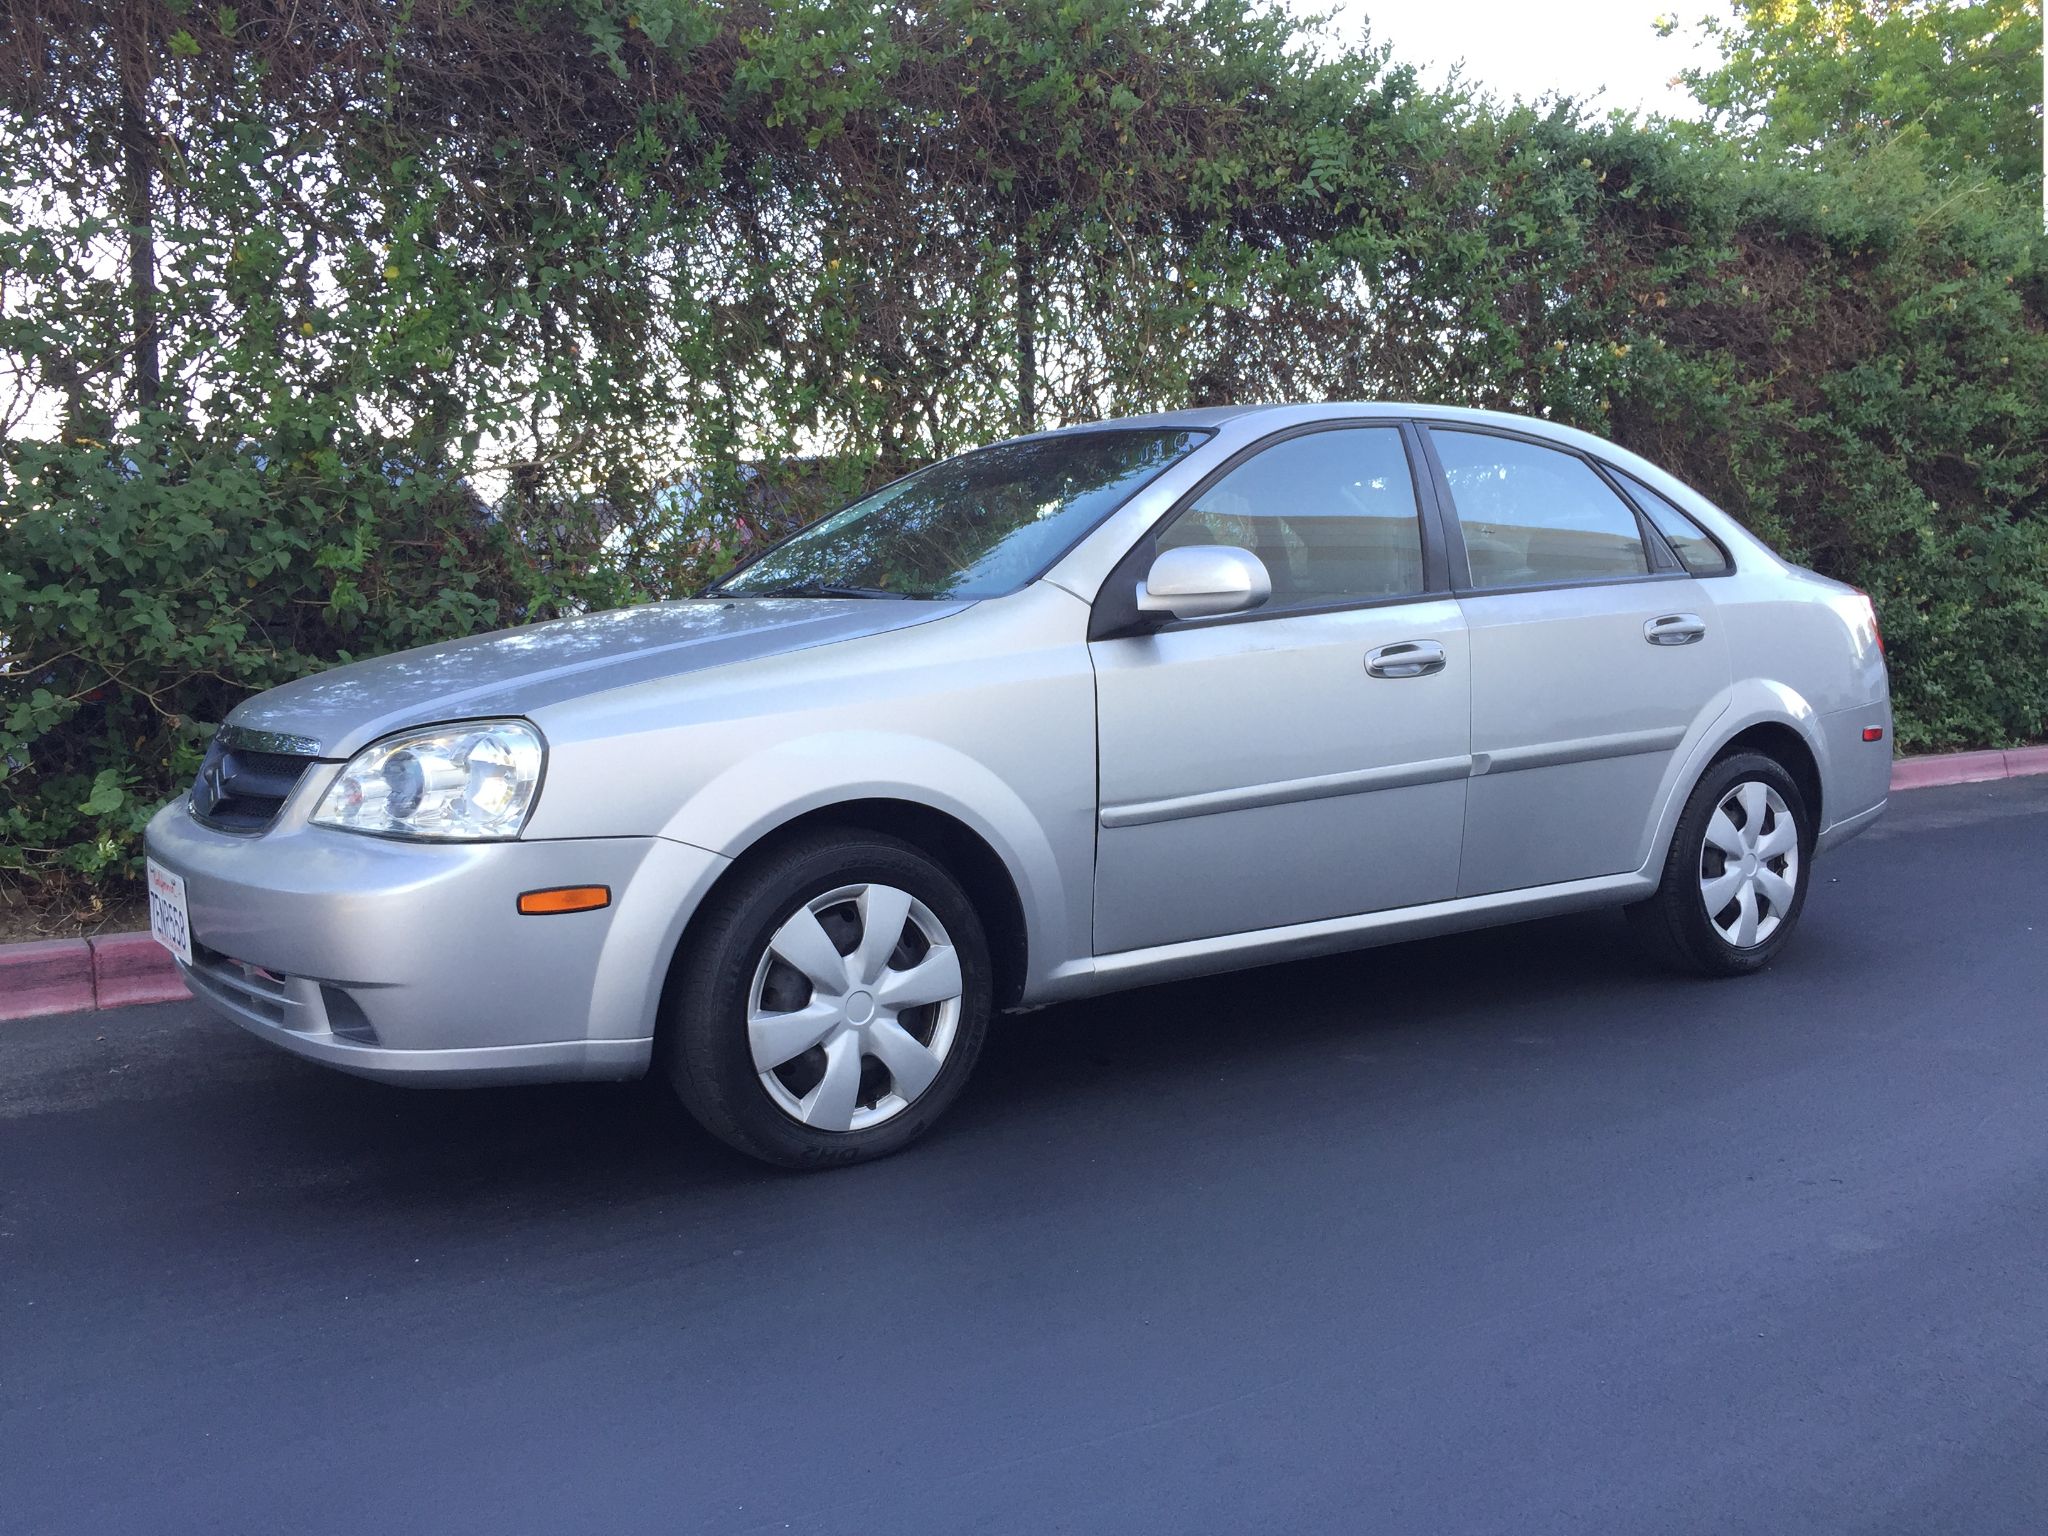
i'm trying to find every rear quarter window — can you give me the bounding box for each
[1610,469,1734,577]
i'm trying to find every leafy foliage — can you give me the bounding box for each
[1666,0,2044,190]
[2,0,2044,913]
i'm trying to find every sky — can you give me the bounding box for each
[1297,0,1726,119]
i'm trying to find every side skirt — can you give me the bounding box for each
[1034,870,1656,1003]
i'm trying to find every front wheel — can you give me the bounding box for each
[1628,751,1813,977]
[661,832,993,1168]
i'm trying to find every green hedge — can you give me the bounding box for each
[2,1,2043,911]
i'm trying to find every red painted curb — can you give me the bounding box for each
[89,931,191,1010]
[2005,745,2048,777]
[1890,749,2011,791]
[0,939,95,1021]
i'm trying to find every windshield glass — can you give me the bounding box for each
[712,427,1208,599]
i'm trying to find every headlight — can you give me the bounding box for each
[313,720,545,840]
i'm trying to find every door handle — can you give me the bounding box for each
[1644,613,1707,646]
[1365,640,1448,679]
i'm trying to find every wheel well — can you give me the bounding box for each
[1715,722,1822,827]
[664,799,1032,1013]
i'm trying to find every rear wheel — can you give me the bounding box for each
[1629,751,1813,977]
[662,832,992,1167]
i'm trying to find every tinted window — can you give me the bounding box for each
[1612,469,1732,576]
[1433,429,1649,588]
[1156,427,1425,608]
[715,428,1206,599]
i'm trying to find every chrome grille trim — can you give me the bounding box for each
[217,723,326,757]
[189,731,320,832]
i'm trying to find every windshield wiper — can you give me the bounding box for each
[745,583,912,600]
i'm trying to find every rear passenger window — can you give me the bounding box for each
[1431,429,1649,588]
[1157,427,1426,609]
[1611,469,1732,576]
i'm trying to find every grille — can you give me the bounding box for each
[189,730,318,832]
[185,944,295,1027]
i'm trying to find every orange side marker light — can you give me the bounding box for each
[518,885,612,916]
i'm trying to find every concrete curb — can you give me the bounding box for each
[90,932,192,1010]
[1,745,2042,1023]
[0,932,189,1020]
[1890,745,2048,791]
[0,939,99,1022]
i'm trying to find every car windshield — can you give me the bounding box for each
[710,427,1208,599]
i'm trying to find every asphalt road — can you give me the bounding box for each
[5,777,2046,1535]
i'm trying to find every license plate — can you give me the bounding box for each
[146,858,193,966]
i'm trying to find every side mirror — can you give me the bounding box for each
[1136,544,1273,622]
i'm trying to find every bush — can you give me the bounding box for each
[2,1,2042,913]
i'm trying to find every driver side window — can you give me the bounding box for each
[1156,427,1426,611]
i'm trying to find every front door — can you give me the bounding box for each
[1090,424,1471,954]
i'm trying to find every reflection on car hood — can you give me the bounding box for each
[225,597,969,759]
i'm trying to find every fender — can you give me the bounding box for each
[1639,677,1825,877]
[656,729,1088,999]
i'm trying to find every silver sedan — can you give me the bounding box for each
[144,403,1892,1165]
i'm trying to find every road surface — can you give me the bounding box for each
[4,777,2046,1534]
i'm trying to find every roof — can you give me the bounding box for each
[1019,404,1276,439]
[1029,401,1539,435]
[1005,402,1653,472]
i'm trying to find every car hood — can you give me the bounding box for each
[226,597,970,759]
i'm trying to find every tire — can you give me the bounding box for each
[1628,751,1814,978]
[661,831,993,1168]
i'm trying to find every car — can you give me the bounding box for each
[144,403,1892,1166]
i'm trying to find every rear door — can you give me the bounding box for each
[1422,424,1730,896]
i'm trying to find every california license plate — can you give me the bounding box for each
[146,858,193,966]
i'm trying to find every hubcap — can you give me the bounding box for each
[746,883,964,1133]
[1699,780,1801,949]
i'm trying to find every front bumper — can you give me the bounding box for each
[145,797,728,1085]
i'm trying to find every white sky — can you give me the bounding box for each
[1298,0,1726,119]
